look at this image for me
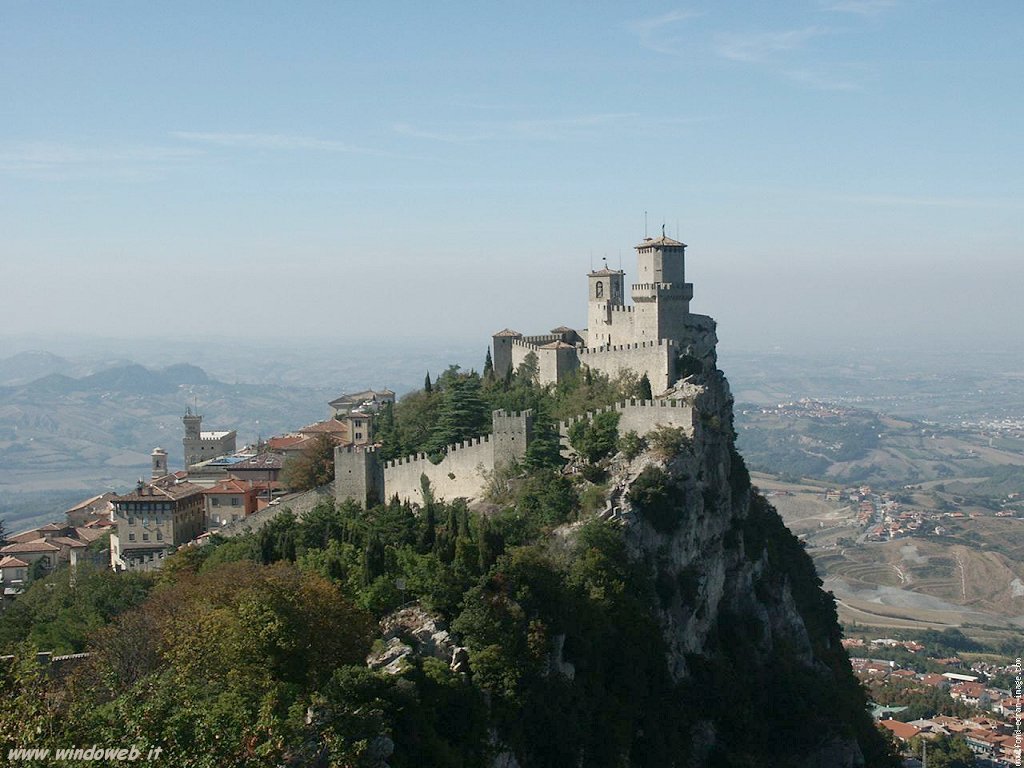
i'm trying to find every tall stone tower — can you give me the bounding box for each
[491,329,523,378]
[632,233,693,343]
[587,263,626,348]
[182,408,203,467]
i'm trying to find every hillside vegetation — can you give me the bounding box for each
[0,362,896,767]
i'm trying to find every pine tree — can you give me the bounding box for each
[426,374,489,457]
[424,372,433,393]
[638,372,653,400]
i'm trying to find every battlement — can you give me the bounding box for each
[608,304,635,314]
[383,435,492,469]
[521,334,562,346]
[511,337,542,351]
[338,444,379,455]
[558,398,694,432]
[579,339,675,355]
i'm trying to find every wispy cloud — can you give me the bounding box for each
[785,65,867,91]
[171,131,396,157]
[393,113,709,144]
[0,141,200,180]
[820,0,899,15]
[630,10,703,55]
[714,27,827,63]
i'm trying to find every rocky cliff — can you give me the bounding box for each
[596,362,895,766]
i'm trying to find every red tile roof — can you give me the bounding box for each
[203,479,258,495]
[1,540,61,554]
[879,720,920,741]
[48,536,88,549]
[299,419,350,435]
[0,556,30,569]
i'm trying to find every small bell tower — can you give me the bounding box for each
[587,258,625,348]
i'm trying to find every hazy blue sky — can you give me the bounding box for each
[1,1,1021,355]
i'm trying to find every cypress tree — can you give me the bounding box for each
[638,372,653,400]
[483,348,494,378]
[424,372,433,393]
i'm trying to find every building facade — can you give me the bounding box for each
[109,479,205,571]
[182,409,237,469]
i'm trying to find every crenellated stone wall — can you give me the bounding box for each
[335,410,534,506]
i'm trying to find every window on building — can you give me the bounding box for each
[142,533,149,541]
[128,516,135,525]
[231,497,240,507]
[356,432,363,440]
[128,533,136,542]
[156,530,163,541]
[596,280,604,298]
[212,497,220,506]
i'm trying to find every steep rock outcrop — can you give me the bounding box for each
[604,367,893,767]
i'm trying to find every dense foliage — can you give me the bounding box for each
[0,357,898,767]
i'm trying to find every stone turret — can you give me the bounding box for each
[151,447,169,479]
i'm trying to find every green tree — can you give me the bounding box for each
[426,373,489,458]
[637,373,653,400]
[568,410,620,464]
[281,433,336,491]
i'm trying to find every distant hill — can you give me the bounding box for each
[735,400,1024,488]
[0,351,74,385]
[0,361,332,527]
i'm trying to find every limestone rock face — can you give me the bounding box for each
[372,603,469,675]
[601,367,883,767]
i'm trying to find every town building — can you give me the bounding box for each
[329,389,395,417]
[203,478,259,529]
[109,477,205,571]
[182,408,237,469]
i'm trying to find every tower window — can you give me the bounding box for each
[595,281,604,298]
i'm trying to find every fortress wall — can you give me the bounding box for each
[341,410,534,506]
[559,399,695,455]
[522,334,561,345]
[538,346,579,385]
[382,438,495,504]
[510,339,540,372]
[579,340,675,391]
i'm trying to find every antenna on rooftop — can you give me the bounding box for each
[644,211,648,238]
[662,222,666,238]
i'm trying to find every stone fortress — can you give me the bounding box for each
[492,230,717,391]
[336,232,718,507]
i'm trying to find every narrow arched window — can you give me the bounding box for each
[595,281,604,298]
